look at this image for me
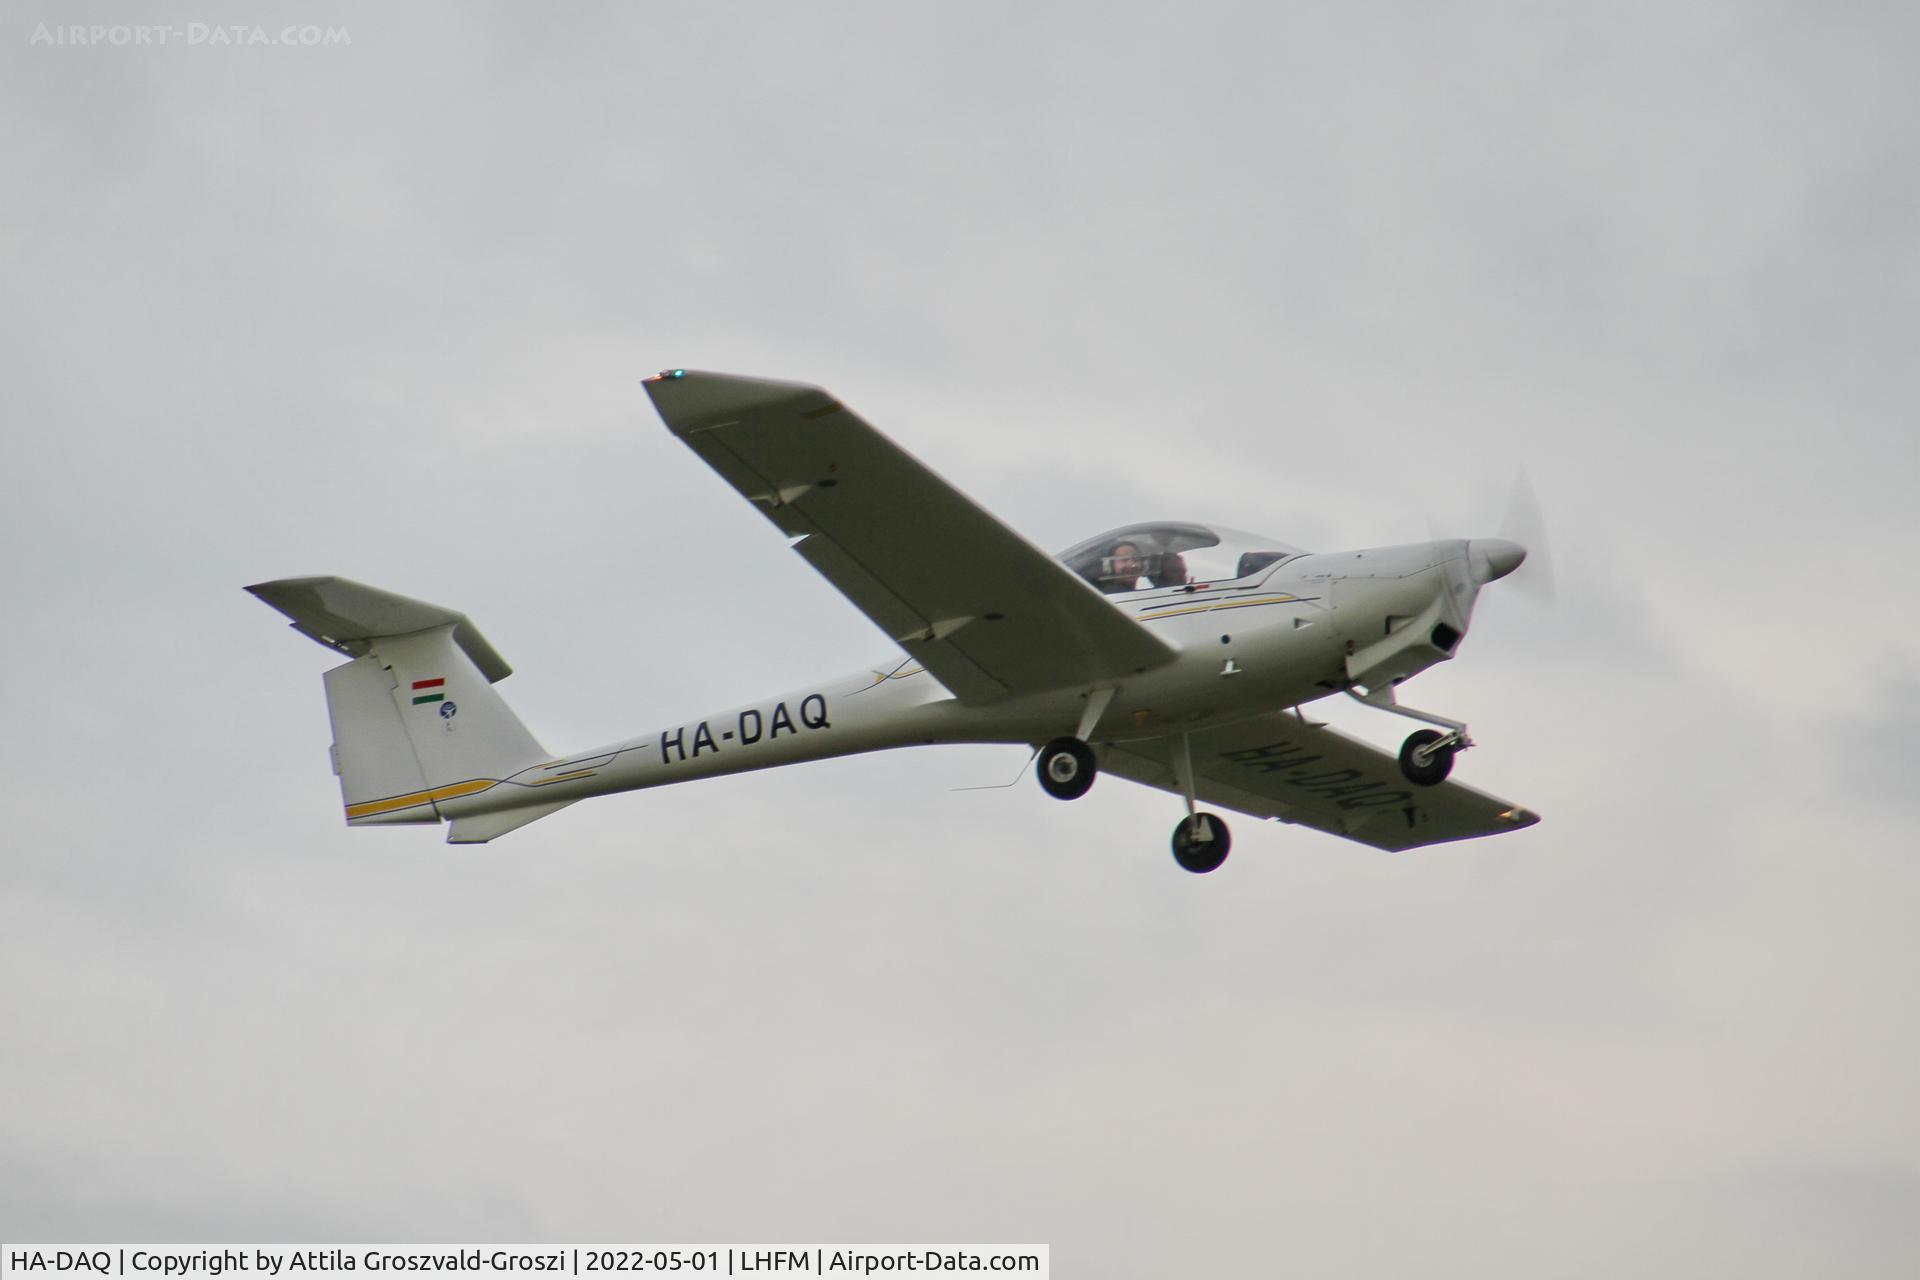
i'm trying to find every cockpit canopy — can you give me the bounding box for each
[1056,522,1305,595]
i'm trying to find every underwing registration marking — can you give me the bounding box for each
[1219,741,1414,811]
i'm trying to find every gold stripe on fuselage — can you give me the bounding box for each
[530,770,596,786]
[344,776,498,820]
[1137,593,1300,621]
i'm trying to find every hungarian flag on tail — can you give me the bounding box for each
[411,677,446,705]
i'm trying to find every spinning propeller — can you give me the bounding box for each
[1434,468,1554,602]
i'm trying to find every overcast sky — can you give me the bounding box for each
[4,1,1918,1274]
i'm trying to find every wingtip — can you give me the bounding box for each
[642,369,835,434]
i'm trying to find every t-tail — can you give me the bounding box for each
[246,577,569,843]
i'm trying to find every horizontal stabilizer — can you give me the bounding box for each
[246,576,513,683]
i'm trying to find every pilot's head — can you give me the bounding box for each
[1109,542,1144,581]
[1150,550,1188,587]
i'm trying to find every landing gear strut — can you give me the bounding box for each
[1346,683,1473,788]
[1166,731,1231,872]
[1171,812,1231,874]
[1036,736,1097,800]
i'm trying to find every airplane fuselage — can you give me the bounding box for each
[253,368,1537,864]
[434,540,1482,822]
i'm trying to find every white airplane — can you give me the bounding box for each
[250,369,1540,873]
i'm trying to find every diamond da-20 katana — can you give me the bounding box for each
[250,369,1540,873]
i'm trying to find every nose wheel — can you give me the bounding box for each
[1346,684,1473,788]
[1172,812,1231,874]
[1397,728,1460,787]
[1036,736,1097,800]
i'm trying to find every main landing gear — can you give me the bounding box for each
[1034,687,1117,802]
[1036,736,1097,800]
[1168,731,1230,874]
[1172,812,1231,874]
[1033,697,1235,875]
[1346,683,1472,788]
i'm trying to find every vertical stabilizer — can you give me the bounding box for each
[249,577,551,829]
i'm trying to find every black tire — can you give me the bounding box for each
[1036,736,1097,800]
[1398,729,1455,787]
[1171,812,1231,874]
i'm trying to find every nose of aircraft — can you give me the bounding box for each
[1467,538,1527,585]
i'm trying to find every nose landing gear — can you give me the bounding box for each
[1346,683,1475,788]
[1397,728,1459,786]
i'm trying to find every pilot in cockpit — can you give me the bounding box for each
[1094,541,1146,594]
[1092,540,1195,593]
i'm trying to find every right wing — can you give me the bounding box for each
[645,370,1177,702]
[1100,712,1540,853]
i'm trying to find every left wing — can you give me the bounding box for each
[645,370,1177,702]
[1100,712,1540,852]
